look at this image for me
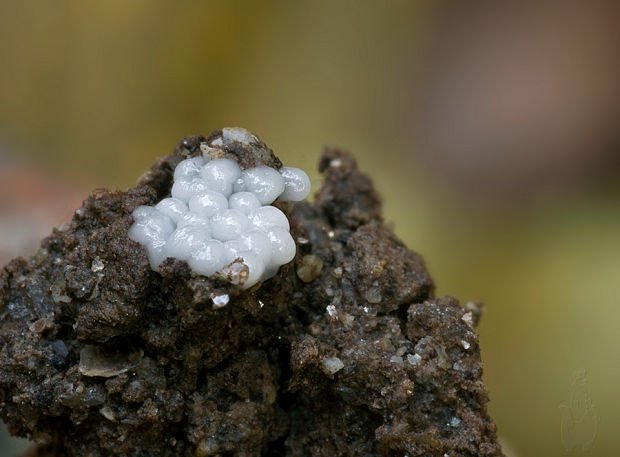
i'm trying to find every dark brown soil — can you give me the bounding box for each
[0,131,503,456]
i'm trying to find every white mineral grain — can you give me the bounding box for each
[211,294,230,309]
[407,353,422,366]
[222,127,257,145]
[322,356,344,375]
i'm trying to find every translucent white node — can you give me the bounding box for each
[132,205,160,221]
[164,226,211,262]
[233,177,246,193]
[128,215,175,269]
[188,190,228,217]
[171,178,209,202]
[247,206,290,231]
[228,192,261,214]
[146,244,168,271]
[210,209,250,241]
[223,240,244,265]
[188,240,227,276]
[241,166,285,205]
[155,198,188,223]
[176,212,211,231]
[262,266,280,280]
[128,214,175,246]
[266,227,296,267]
[222,127,257,146]
[199,158,242,197]
[173,156,206,181]
[238,230,272,263]
[279,167,311,201]
[236,251,265,289]
[129,138,312,285]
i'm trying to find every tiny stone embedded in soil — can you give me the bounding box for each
[0,128,503,457]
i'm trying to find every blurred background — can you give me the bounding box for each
[1,1,619,456]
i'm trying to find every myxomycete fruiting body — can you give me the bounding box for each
[0,128,504,457]
[129,128,310,289]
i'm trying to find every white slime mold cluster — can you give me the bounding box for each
[129,152,310,289]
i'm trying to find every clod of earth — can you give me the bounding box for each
[0,128,503,456]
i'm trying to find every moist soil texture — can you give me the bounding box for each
[0,130,503,456]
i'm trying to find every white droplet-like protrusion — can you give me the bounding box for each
[171,178,209,202]
[176,212,211,230]
[222,127,257,145]
[266,227,296,267]
[165,226,211,262]
[128,214,175,269]
[200,158,242,197]
[188,190,228,217]
[132,205,160,221]
[128,214,175,245]
[228,192,261,214]
[188,240,226,276]
[146,246,167,271]
[241,166,285,205]
[247,206,290,231]
[155,198,188,223]
[232,177,246,193]
[129,135,312,288]
[223,240,243,265]
[173,157,205,181]
[210,209,250,241]
[279,167,311,201]
[236,250,265,289]
[238,230,272,263]
[262,265,280,280]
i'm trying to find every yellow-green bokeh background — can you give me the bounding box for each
[1,2,619,456]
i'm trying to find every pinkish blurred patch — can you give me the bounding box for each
[409,1,620,201]
[0,160,87,266]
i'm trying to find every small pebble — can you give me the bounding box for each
[296,254,323,283]
[322,356,344,375]
[407,353,422,366]
[211,294,230,309]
